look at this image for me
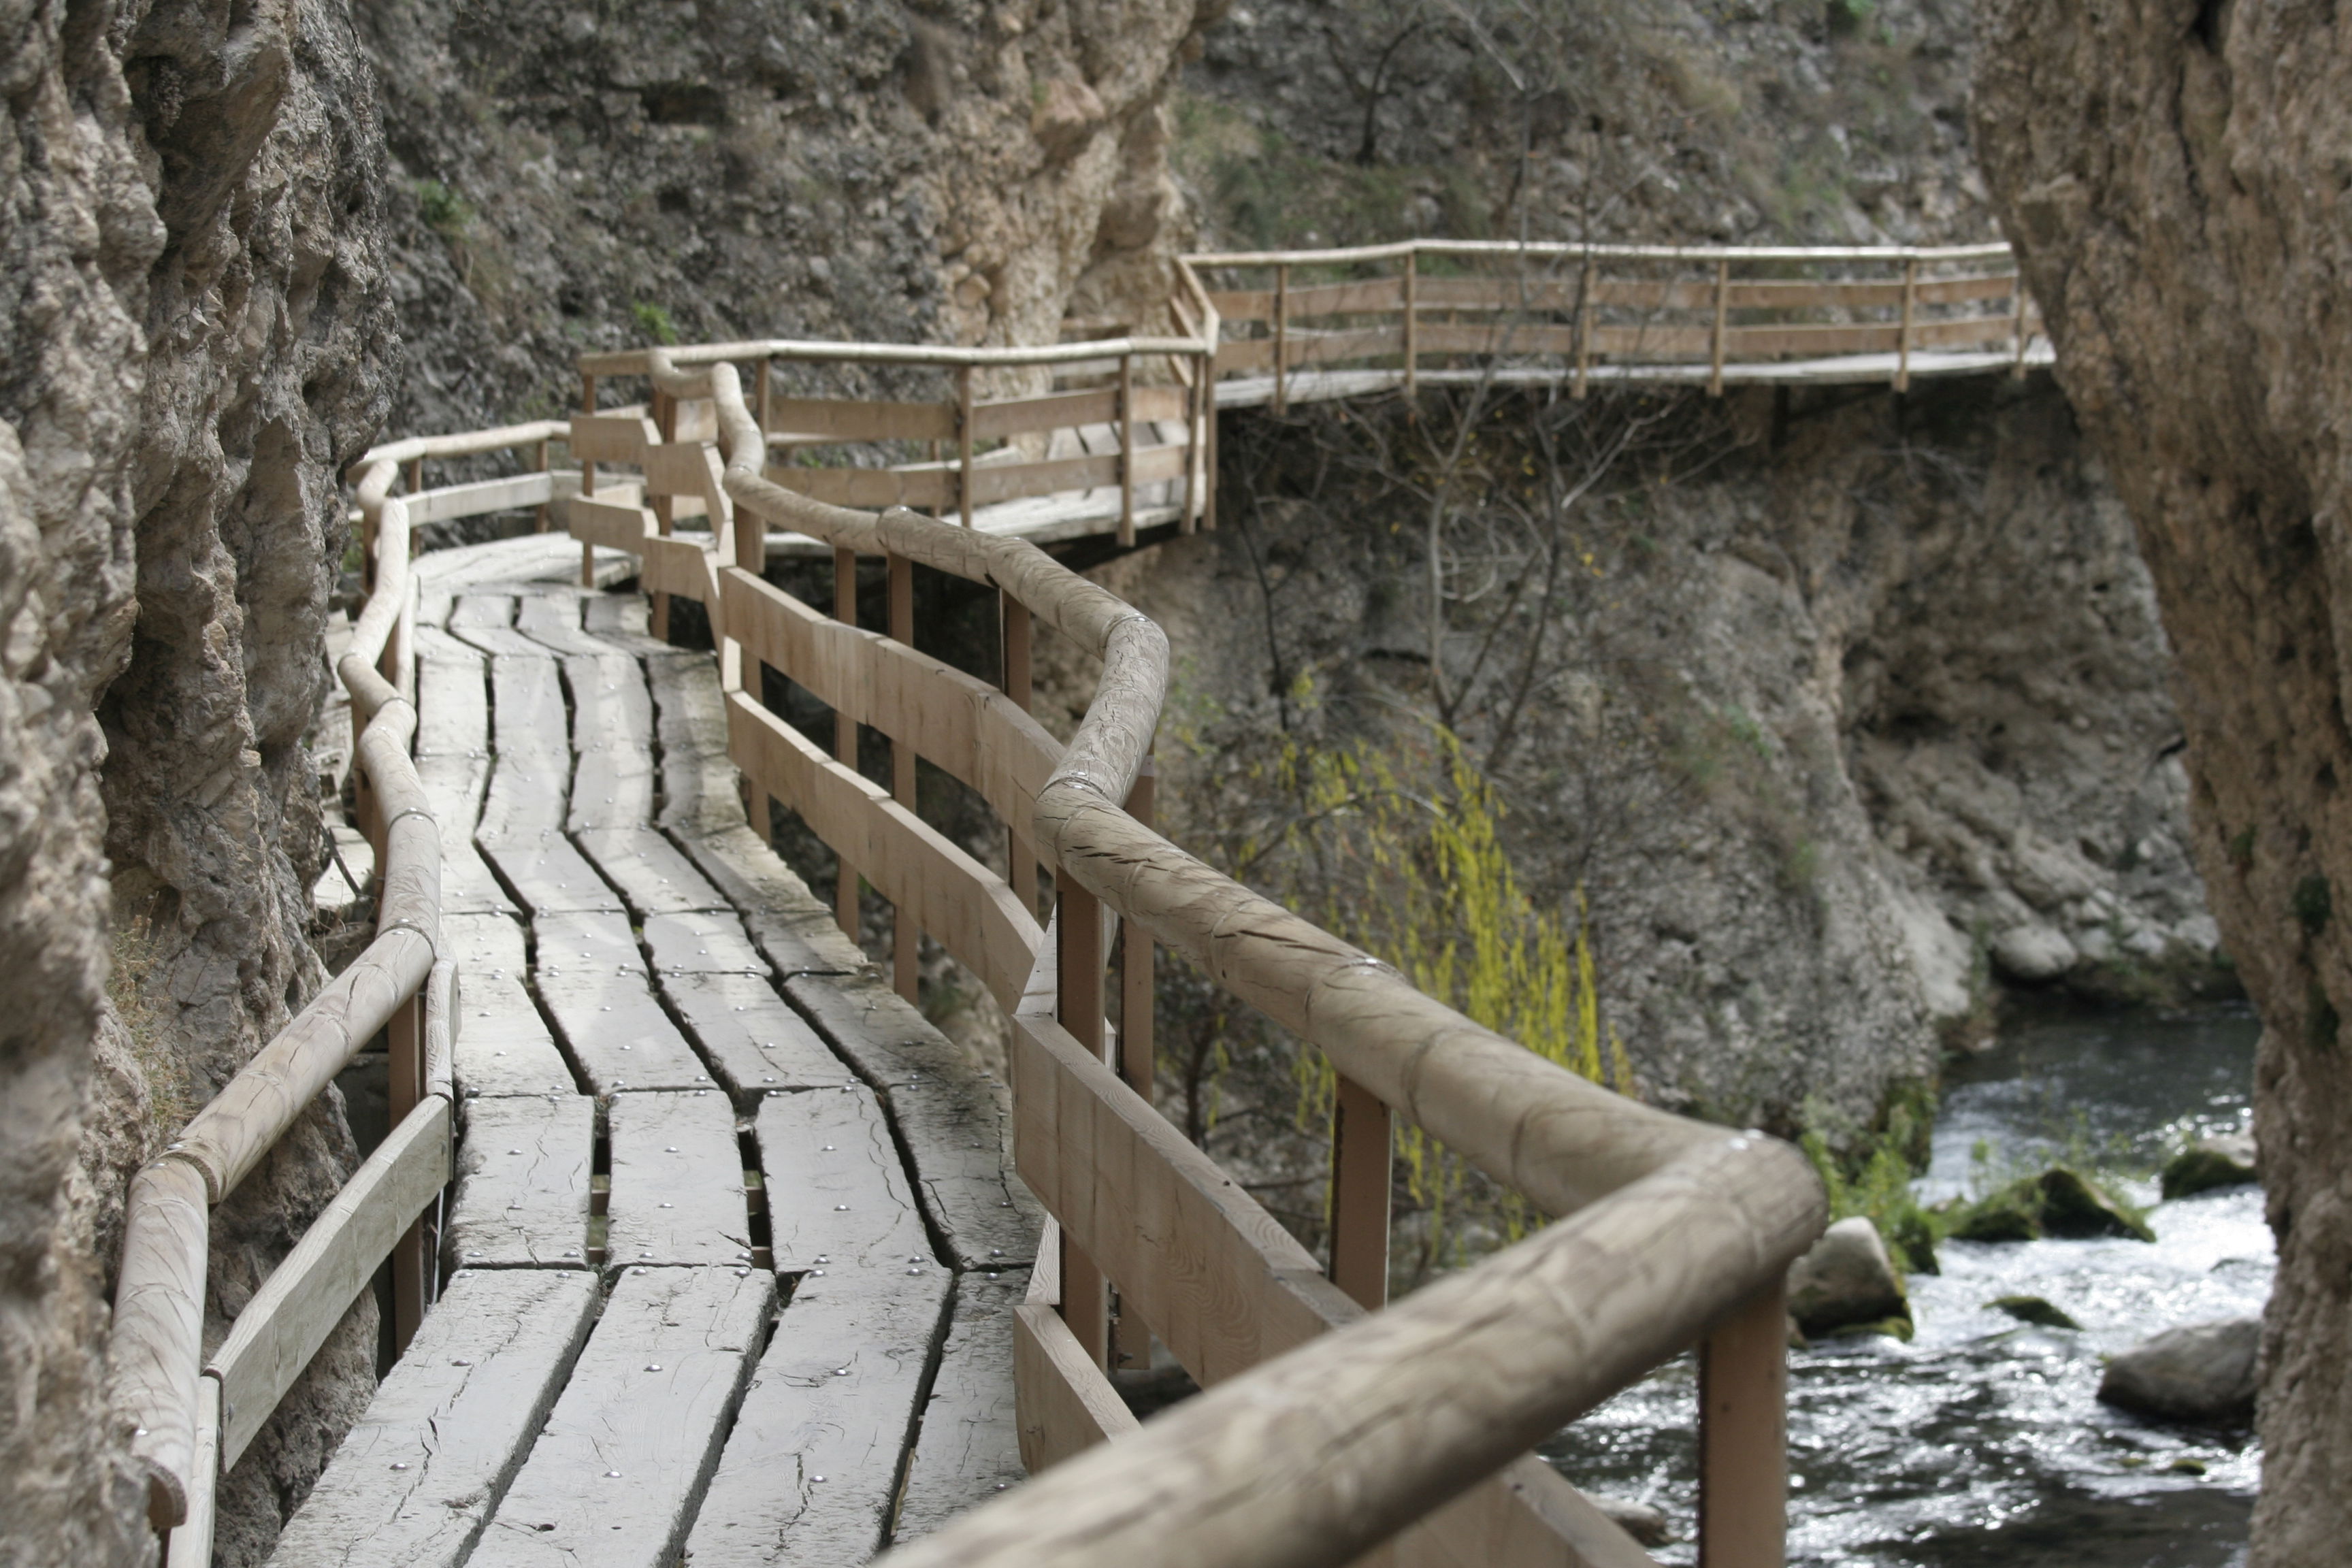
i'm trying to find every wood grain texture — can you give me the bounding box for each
[663,971,851,1095]
[575,825,730,915]
[211,1096,452,1467]
[647,650,753,840]
[892,1268,1030,1544]
[534,914,713,1093]
[783,970,1039,1269]
[448,966,575,1100]
[263,1271,600,1568]
[444,1095,593,1269]
[110,1156,210,1526]
[606,1090,754,1267]
[470,1266,774,1568]
[756,1085,926,1273]
[676,824,870,976]
[1013,1298,1139,1474]
[479,837,623,915]
[685,1269,952,1568]
[643,909,766,975]
[564,651,657,831]
[413,625,489,757]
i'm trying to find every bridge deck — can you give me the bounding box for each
[274,537,1038,1568]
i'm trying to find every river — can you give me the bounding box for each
[1541,1004,2270,1567]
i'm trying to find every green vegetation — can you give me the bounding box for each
[1989,1294,2081,1330]
[1948,1162,2153,1243]
[2159,1143,2257,1200]
[632,300,680,346]
[1800,1082,1940,1275]
[412,178,474,239]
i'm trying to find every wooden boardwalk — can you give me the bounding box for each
[272,537,1039,1567]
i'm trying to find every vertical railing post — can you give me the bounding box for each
[832,546,860,939]
[1326,1075,1392,1311]
[1056,872,1109,1367]
[386,992,425,1352]
[1273,263,1291,416]
[1895,252,1918,393]
[649,389,677,641]
[1117,351,1136,546]
[1402,248,1419,404]
[2012,275,2034,379]
[755,354,773,442]
[1708,255,1731,397]
[1178,360,1198,536]
[887,551,919,1004]
[1203,368,1220,533]
[1117,759,1155,1096]
[406,455,424,499]
[534,437,551,532]
[1002,593,1036,919]
[578,372,598,588]
[1698,1279,1788,1568]
[1575,248,1595,401]
[958,363,977,527]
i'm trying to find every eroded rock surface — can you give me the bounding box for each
[2098,1317,2260,1428]
[1,1,393,1561]
[1974,4,2352,1559]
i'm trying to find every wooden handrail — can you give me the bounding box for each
[1186,237,2017,267]
[610,339,1825,1566]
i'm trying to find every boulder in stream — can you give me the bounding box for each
[1950,1166,2155,1243]
[2097,1317,2260,1425]
[2160,1132,2259,1200]
[1787,1217,1911,1338]
[1989,1294,2082,1330]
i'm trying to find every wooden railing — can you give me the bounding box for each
[102,424,581,1565]
[1190,239,2040,406]
[570,340,1827,1567]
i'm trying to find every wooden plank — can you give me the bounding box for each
[770,463,956,511]
[511,591,604,657]
[413,625,489,757]
[536,906,647,977]
[404,471,561,526]
[1014,1301,1139,1471]
[169,1376,218,1568]
[569,494,656,555]
[766,395,958,443]
[644,909,766,975]
[1388,1456,1663,1568]
[451,969,576,1098]
[968,387,1119,442]
[478,837,623,915]
[565,651,657,831]
[568,412,662,464]
[1698,1283,1788,1568]
[445,1094,593,1269]
[583,591,673,656]
[674,825,872,976]
[662,971,851,1095]
[892,1268,1030,1544]
[1910,313,2019,349]
[685,1269,953,1568]
[1722,321,1902,357]
[640,531,723,604]
[211,1097,452,1467]
[263,1271,600,1568]
[536,966,710,1096]
[1411,322,1581,357]
[575,824,732,916]
[470,1266,774,1568]
[648,649,751,840]
[606,1090,753,1268]
[755,1084,926,1272]
[477,754,570,844]
[452,607,559,663]
[1584,324,1713,356]
[783,970,1039,1269]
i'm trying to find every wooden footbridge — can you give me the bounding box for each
[107,240,2042,1568]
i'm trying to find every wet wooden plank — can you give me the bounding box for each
[446,1095,593,1269]
[414,626,489,758]
[681,826,870,976]
[606,1091,753,1268]
[449,595,555,661]
[575,825,730,916]
[583,591,674,657]
[470,1266,774,1568]
[479,837,623,915]
[756,1085,926,1273]
[785,971,1038,1269]
[512,591,605,657]
[647,649,749,840]
[892,1268,1030,1544]
[644,909,766,975]
[566,651,657,832]
[684,1270,953,1568]
[263,1270,600,1568]
[662,972,851,1096]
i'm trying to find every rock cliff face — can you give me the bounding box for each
[0,1,393,1562]
[361,0,1218,440]
[1075,375,2207,1137]
[1972,5,2352,1561]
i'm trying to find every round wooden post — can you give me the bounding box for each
[1057,872,1109,1369]
[1698,1279,1788,1568]
[386,992,425,1352]
[649,389,677,642]
[2013,272,2034,379]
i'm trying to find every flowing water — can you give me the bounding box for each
[1541,1004,2270,1567]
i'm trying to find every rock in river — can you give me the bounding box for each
[1787,1217,1911,1338]
[1950,1166,2155,1243]
[2098,1317,2260,1425]
[2160,1132,2259,1200]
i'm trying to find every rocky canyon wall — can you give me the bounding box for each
[1973,5,2352,1563]
[0,1,394,1563]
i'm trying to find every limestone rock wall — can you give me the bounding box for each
[361,0,1220,442]
[0,1,394,1563]
[1972,5,2352,1561]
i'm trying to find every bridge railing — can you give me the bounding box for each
[576,338,1825,1568]
[102,423,574,1560]
[1190,238,2040,406]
